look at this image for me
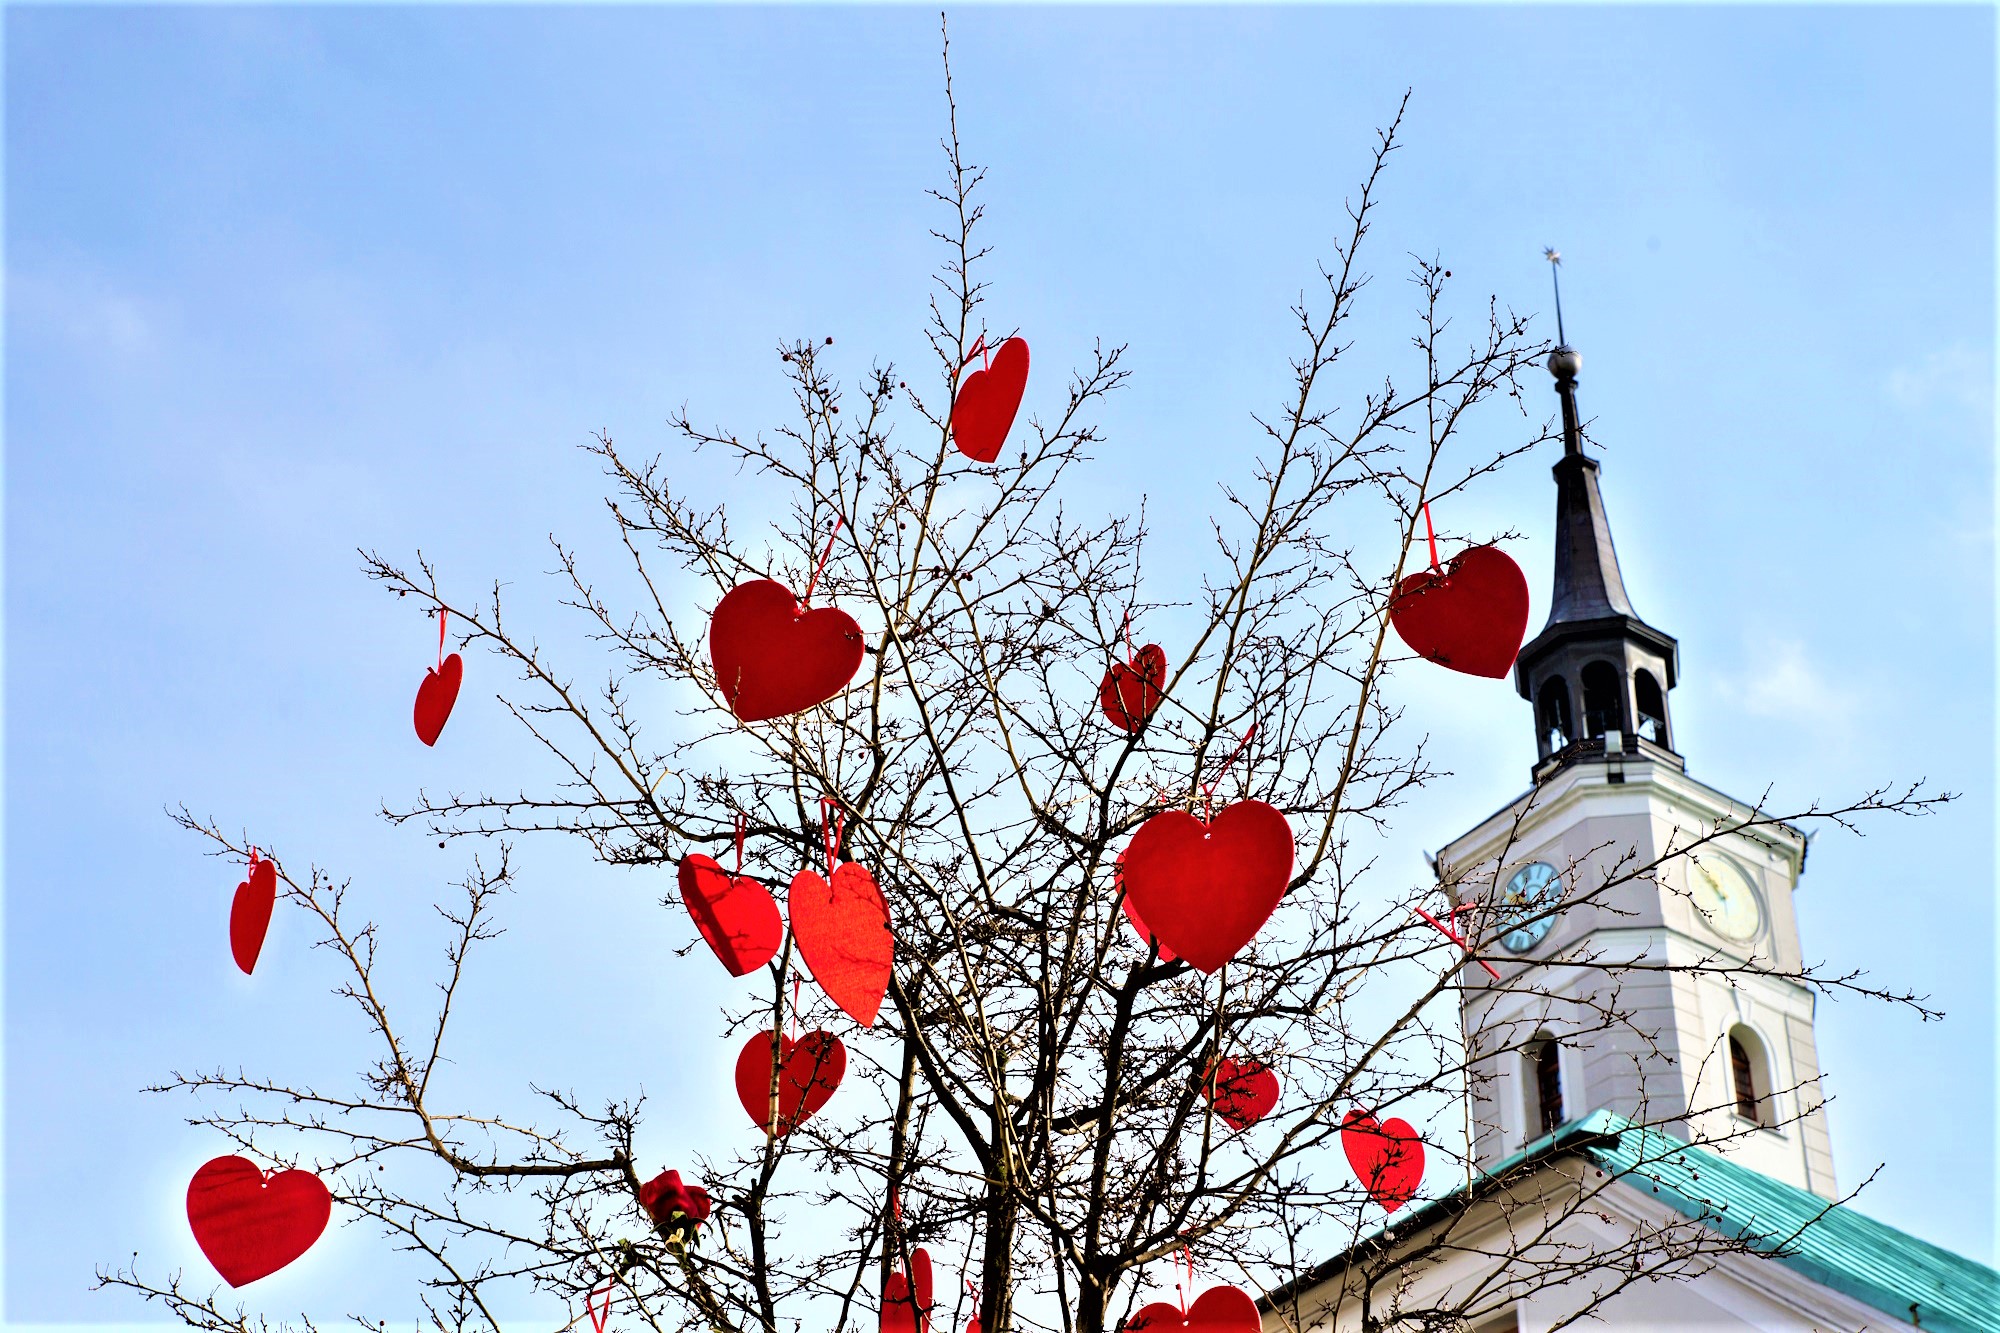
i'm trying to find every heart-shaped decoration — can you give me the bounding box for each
[1388,545,1530,680]
[186,1155,332,1287]
[735,1029,846,1135]
[229,856,278,975]
[1114,851,1176,963]
[880,1245,934,1333]
[1125,1286,1260,1333]
[1341,1108,1425,1212]
[413,652,464,746]
[1203,1056,1280,1131]
[790,862,893,1026]
[950,337,1030,463]
[678,854,783,977]
[1120,801,1294,974]
[710,579,866,723]
[1099,643,1168,732]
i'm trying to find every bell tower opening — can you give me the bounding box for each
[1579,661,1625,738]
[1635,669,1670,746]
[1536,677,1573,756]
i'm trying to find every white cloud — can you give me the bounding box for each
[1711,633,1859,730]
[7,265,157,359]
[1885,341,1994,420]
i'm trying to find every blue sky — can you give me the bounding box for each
[6,5,1993,1325]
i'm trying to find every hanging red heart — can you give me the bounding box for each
[880,1245,934,1333]
[1099,643,1168,732]
[950,337,1030,463]
[1115,851,1176,963]
[1203,1057,1280,1131]
[1125,1286,1260,1333]
[1388,545,1529,680]
[413,652,464,746]
[1341,1108,1425,1212]
[709,579,866,723]
[185,1155,332,1287]
[734,1029,846,1135]
[678,854,783,977]
[1120,800,1294,974]
[790,861,893,1026]
[229,855,278,975]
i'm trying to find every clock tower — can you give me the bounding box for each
[1436,341,1839,1199]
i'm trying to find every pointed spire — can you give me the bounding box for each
[1514,256,1681,774]
[1543,345,1638,623]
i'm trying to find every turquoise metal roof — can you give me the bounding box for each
[1567,1111,2000,1333]
[1264,1111,1999,1332]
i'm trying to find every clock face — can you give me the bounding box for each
[1497,862,1563,953]
[1688,856,1762,942]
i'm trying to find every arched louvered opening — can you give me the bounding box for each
[1635,669,1669,747]
[1580,661,1625,739]
[1537,677,1574,756]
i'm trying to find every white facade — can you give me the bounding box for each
[1435,752,1837,1198]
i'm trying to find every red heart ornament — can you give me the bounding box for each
[1388,545,1529,680]
[229,857,278,975]
[709,579,866,723]
[1341,1108,1425,1212]
[185,1155,332,1287]
[1099,643,1168,732]
[1126,1286,1260,1333]
[734,1029,846,1135]
[678,854,783,977]
[880,1246,934,1333]
[789,862,893,1026]
[950,337,1030,463]
[1203,1057,1280,1131]
[413,652,464,746]
[1120,801,1294,973]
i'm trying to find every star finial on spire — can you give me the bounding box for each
[1544,247,1567,347]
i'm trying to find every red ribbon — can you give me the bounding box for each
[436,608,449,670]
[802,518,845,607]
[735,812,747,878]
[1200,723,1259,822]
[1421,503,1440,574]
[587,1281,613,1333]
[1414,902,1502,981]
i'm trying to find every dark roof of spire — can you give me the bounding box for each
[1544,347,1637,626]
[1514,346,1680,698]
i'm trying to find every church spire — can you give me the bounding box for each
[1543,343,1638,623]
[1513,257,1682,776]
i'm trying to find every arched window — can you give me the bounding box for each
[1580,661,1625,739]
[1537,677,1573,754]
[1729,1027,1767,1125]
[1528,1035,1565,1135]
[1635,670,1668,746]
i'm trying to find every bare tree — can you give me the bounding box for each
[99,27,1947,1333]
